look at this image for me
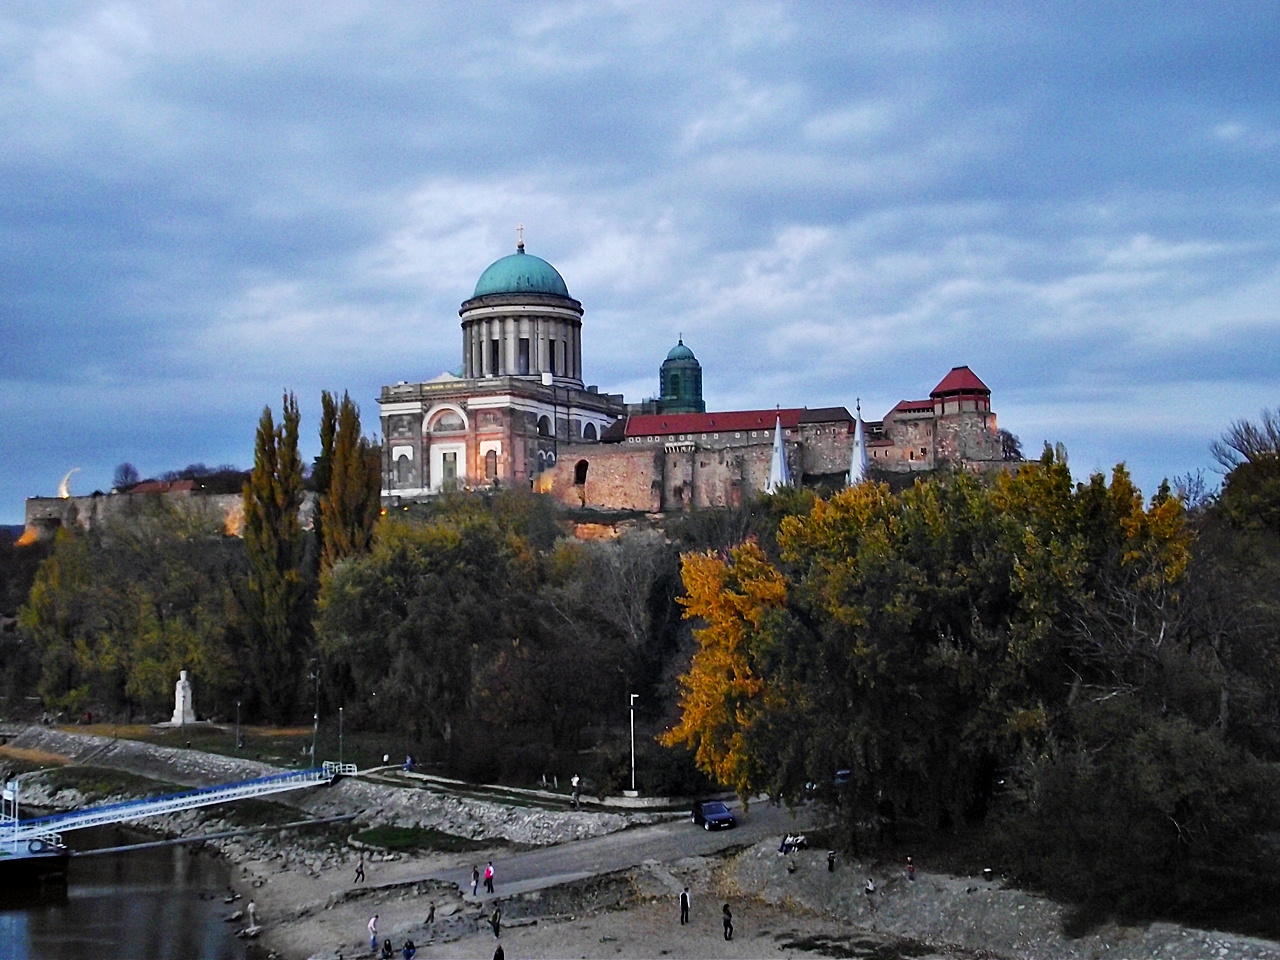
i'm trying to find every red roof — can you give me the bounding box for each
[888,399,934,415]
[930,366,989,396]
[130,480,197,494]
[625,409,805,437]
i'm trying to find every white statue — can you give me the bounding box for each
[171,670,197,725]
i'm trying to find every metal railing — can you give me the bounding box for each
[3,767,334,845]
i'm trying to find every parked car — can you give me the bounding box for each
[691,799,736,830]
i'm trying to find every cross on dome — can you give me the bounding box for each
[516,223,525,252]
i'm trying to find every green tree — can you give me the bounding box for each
[18,505,243,720]
[319,391,382,571]
[241,392,309,723]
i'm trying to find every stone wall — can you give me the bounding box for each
[23,491,257,541]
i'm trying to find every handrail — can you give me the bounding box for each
[3,767,333,845]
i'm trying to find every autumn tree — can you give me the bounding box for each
[241,392,309,723]
[318,391,382,571]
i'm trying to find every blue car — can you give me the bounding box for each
[691,799,736,830]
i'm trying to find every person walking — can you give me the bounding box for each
[354,854,365,883]
[471,865,480,896]
[425,900,435,934]
[484,860,495,894]
[368,914,379,951]
[679,886,690,925]
[722,902,733,940]
[489,904,502,938]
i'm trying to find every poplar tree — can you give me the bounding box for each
[242,392,308,723]
[319,391,382,571]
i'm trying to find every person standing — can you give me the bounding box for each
[489,904,502,938]
[368,914,379,951]
[425,900,435,935]
[722,903,733,940]
[354,854,365,883]
[679,886,690,925]
[246,900,257,928]
[906,855,916,882]
[471,864,480,896]
[484,860,495,894]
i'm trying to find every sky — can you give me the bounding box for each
[2,2,1278,523]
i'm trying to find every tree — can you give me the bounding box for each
[659,540,787,797]
[318,392,382,571]
[999,429,1023,461]
[113,462,140,489]
[241,392,309,723]
[1212,407,1280,532]
[18,506,243,720]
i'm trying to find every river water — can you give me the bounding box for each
[0,823,255,960]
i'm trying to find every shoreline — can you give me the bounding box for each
[6,728,1280,960]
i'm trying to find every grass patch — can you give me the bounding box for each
[41,765,177,803]
[0,744,71,767]
[351,825,494,853]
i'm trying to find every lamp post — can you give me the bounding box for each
[339,706,344,767]
[309,660,320,769]
[235,700,241,751]
[629,693,639,794]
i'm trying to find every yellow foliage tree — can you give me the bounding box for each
[660,540,787,795]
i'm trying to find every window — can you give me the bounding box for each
[549,339,557,376]
[442,451,457,482]
[485,449,498,480]
[583,422,597,441]
[489,339,500,375]
[537,415,552,437]
[574,459,589,485]
[432,411,465,432]
[396,455,411,485]
[518,338,530,375]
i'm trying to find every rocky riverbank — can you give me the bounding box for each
[6,726,1280,959]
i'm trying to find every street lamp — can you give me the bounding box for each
[235,700,241,751]
[629,693,639,794]
[339,706,344,767]
[308,660,320,768]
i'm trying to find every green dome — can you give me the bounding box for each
[473,249,570,298]
[665,340,696,362]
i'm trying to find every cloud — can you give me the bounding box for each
[1,3,1278,519]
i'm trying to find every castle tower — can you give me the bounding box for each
[459,238,584,385]
[658,339,705,413]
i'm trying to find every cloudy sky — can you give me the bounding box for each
[2,3,1277,523]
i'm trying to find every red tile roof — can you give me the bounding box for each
[623,408,841,437]
[888,399,934,415]
[930,365,989,396]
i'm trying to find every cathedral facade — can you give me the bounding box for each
[378,244,1005,511]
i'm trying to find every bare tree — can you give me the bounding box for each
[1211,408,1280,471]
[113,462,140,489]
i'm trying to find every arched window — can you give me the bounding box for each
[536,450,547,472]
[431,411,465,433]
[396,455,411,485]
[583,422,597,441]
[574,460,589,485]
[537,415,552,437]
[484,449,498,480]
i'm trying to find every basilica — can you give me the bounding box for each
[378,241,1005,512]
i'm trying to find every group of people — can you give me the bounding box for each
[677,886,734,941]
[470,860,496,895]
[366,915,416,958]
[862,855,918,911]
